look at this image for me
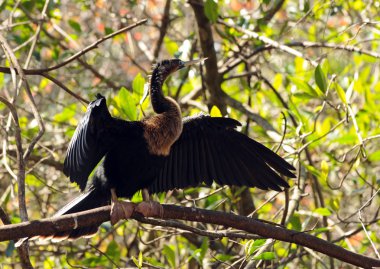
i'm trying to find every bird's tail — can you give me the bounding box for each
[16,187,110,246]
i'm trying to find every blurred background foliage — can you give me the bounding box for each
[0,0,380,268]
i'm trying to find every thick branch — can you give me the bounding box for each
[189,0,226,113]
[2,204,380,268]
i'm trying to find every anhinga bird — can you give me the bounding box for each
[18,59,295,243]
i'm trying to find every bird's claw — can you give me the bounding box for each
[135,201,164,218]
[110,200,163,225]
[110,200,135,225]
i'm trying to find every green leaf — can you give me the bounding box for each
[190,240,208,266]
[292,92,316,100]
[54,104,77,123]
[132,256,140,269]
[204,0,219,23]
[246,239,267,256]
[320,160,329,181]
[329,198,340,211]
[26,174,42,187]
[288,76,322,97]
[138,251,143,268]
[164,37,179,56]
[68,19,82,33]
[210,106,222,117]
[132,73,146,96]
[335,83,347,105]
[213,254,233,262]
[368,150,380,162]
[117,87,137,121]
[163,245,176,268]
[253,252,276,261]
[144,257,166,268]
[106,241,120,263]
[315,64,327,93]
[288,215,302,231]
[314,207,332,216]
[131,190,143,203]
[105,27,113,35]
[199,238,209,261]
[305,164,321,178]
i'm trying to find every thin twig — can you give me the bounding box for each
[220,20,319,67]
[0,19,148,76]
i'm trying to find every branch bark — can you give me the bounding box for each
[2,204,380,268]
[189,0,226,113]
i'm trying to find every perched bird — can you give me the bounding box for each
[18,59,295,243]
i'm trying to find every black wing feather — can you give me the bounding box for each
[63,94,112,191]
[149,114,295,193]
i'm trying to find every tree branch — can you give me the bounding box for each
[189,0,226,113]
[2,204,380,268]
[153,0,172,60]
[219,20,318,67]
[0,19,148,76]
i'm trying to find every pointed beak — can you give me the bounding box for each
[181,58,208,69]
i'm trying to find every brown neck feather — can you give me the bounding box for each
[143,66,183,156]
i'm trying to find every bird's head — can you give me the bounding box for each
[141,58,207,104]
[152,58,207,82]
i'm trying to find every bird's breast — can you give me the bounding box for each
[142,109,183,156]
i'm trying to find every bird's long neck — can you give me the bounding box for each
[150,68,174,114]
[143,66,182,156]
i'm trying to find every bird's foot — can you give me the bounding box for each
[110,188,135,225]
[110,200,135,225]
[135,201,164,218]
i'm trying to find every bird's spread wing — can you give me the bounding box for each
[63,94,113,191]
[149,114,296,193]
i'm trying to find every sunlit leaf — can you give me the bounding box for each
[314,207,332,216]
[335,83,347,105]
[54,104,77,123]
[253,252,276,261]
[163,245,176,268]
[132,256,140,269]
[164,37,179,56]
[288,76,322,97]
[117,87,137,121]
[210,106,222,117]
[26,174,42,187]
[138,251,143,268]
[321,160,329,181]
[246,239,267,256]
[132,73,146,96]
[144,257,166,268]
[213,253,233,262]
[368,150,380,162]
